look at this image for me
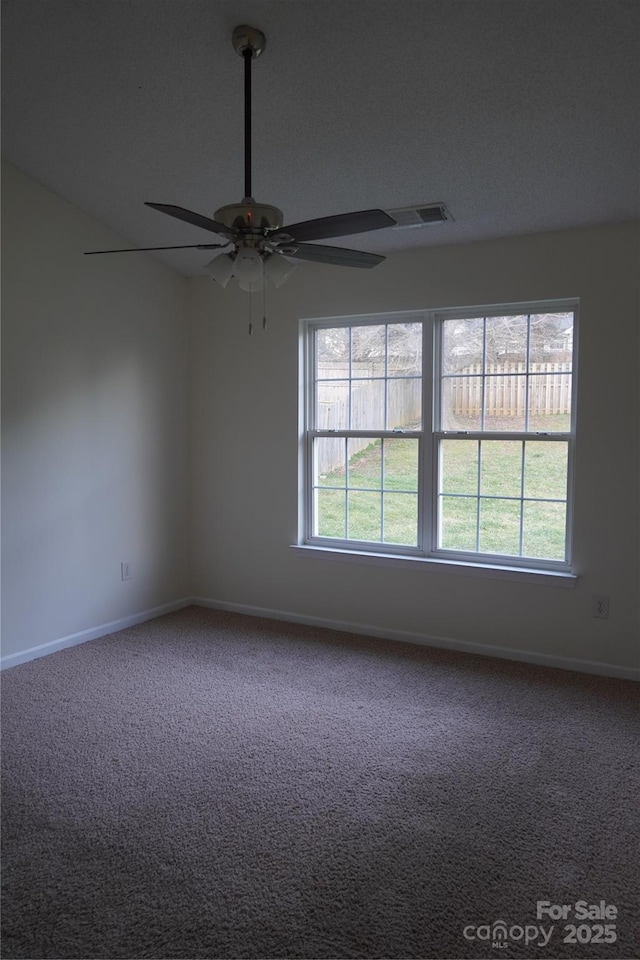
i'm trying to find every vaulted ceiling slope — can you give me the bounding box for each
[2,0,638,276]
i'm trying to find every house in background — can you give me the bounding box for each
[1,0,638,677]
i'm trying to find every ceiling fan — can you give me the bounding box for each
[85,24,397,292]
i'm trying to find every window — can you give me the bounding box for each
[300,302,577,573]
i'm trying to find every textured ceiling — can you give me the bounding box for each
[2,0,638,276]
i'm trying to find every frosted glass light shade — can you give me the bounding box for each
[234,247,264,290]
[205,253,234,287]
[238,276,265,293]
[265,254,298,288]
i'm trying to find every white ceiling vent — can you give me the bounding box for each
[385,203,452,229]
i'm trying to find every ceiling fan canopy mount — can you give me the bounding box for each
[231,25,266,60]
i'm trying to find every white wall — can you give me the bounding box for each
[189,221,640,674]
[1,162,190,658]
[3,165,637,676]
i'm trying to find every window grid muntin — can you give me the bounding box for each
[348,328,353,427]
[315,322,423,433]
[474,437,482,551]
[481,317,487,431]
[384,326,389,428]
[311,432,422,547]
[380,436,387,540]
[524,316,531,432]
[518,440,526,554]
[305,303,576,569]
[441,312,573,436]
[435,432,571,560]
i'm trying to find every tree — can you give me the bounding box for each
[442,312,573,372]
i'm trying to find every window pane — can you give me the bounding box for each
[441,377,482,431]
[484,371,527,424]
[479,499,521,555]
[387,377,422,429]
[317,380,349,429]
[527,374,571,431]
[387,322,422,376]
[440,439,478,495]
[522,501,566,560]
[351,325,386,377]
[316,489,346,538]
[483,376,526,431]
[315,437,346,487]
[348,438,381,490]
[384,439,418,491]
[442,317,483,374]
[350,379,385,429]
[440,496,477,551]
[529,313,573,368]
[485,314,528,369]
[383,493,418,545]
[524,442,568,500]
[348,491,382,541]
[316,327,349,378]
[480,440,522,497]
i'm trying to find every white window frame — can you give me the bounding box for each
[295,300,578,586]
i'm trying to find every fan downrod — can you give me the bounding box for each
[232,25,266,59]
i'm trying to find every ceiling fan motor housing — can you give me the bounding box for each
[214,200,284,233]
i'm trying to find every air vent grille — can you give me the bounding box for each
[385,203,451,228]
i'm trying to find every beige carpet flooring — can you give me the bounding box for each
[2,606,638,959]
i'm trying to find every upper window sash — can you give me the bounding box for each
[432,298,578,436]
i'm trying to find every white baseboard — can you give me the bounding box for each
[0,598,193,670]
[192,596,640,682]
[3,595,637,682]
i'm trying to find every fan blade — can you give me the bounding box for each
[84,242,230,255]
[284,243,385,268]
[145,203,237,237]
[275,209,395,243]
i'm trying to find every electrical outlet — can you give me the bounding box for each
[592,595,609,619]
[121,561,132,581]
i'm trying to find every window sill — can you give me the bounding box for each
[290,544,577,587]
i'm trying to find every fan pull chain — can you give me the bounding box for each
[248,287,253,335]
[262,264,267,330]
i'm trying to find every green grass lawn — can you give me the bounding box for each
[315,431,568,559]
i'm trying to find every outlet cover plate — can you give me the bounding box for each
[592,595,609,619]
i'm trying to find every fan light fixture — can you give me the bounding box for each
[205,249,298,290]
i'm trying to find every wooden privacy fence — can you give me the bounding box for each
[448,362,572,417]
[314,363,572,477]
[315,370,421,476]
